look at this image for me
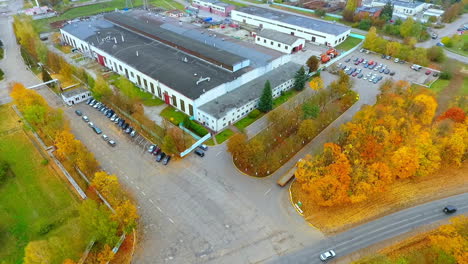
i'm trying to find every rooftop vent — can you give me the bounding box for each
[183,57,188,63]
[136,50,139,56]
[196,76,210,85]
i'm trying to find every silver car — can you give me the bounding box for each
[320,250,336,261]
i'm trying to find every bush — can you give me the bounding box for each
[0,160,10,185]
[0,68,4,81]
[315,9,326,17]
[441,37,453,47]
[440,71,452,80]
[41,159,49,166]
[358,19,372,30]
[184,119,209,137]
[0,47,4,60]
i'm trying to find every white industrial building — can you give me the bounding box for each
[61,87,91,106]
[367,0,440,22]
[60,10,298,132]
[254,29,306,54]
[231,6,351,46]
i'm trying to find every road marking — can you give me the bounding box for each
[141,191,146,196]
[149,199,154,204]
[216,151,222,156]
[168,217,175,224]
[156,206,162,212]
[264,188,272,196]
[136,186,140,190]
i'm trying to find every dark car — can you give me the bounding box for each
[194,149,205,157]
[345,58,351,63]
[162,155,171,165]
[381,54,386,59]
[75,110,83,116]
[153,147,161,155]
[443,205,457,214]
[389,71,396,76]
[107,110,114,118]
[156,152,166,162]
[354,60,360,65]
[353,57,359,62]
[357,73,363,79]
[384,69,390,74]
[433,72,439,77]
[199,144,208,151]
[118,119,124,127]
[425,70,432,75]
[122,123,129,130]
[86,98,93,104]
[379,68,385,73]
[352,72,359,77]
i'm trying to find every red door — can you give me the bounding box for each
[97,54,105,66]
[164,93,170,104]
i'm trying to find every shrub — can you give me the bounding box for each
[0,47,4,60]
[315,9,326,17]
[41,159,49,166]
[441,36,453,47]
[0,68,3,81]
[248,109,261,119]
[0,160,10,185]
[440,71,452,80]
[188,120,209,137]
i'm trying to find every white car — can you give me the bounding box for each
[320,250,336,261]
[102,134,109,141]
[82,115,89,122]
[88,122,94,128]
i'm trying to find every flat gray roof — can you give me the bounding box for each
[236,6,350,36]
[62,19,245,100]
[62,87,89,98]
[376,0,424,8]
[257,29,299,45]
[198,62,301,119]
[104,12,247,70]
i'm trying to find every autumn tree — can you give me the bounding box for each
[59,58,73,81]
[437,107,466,123]
[298,119,318,141]
[427,46,445,62]
[162,134,177,155]
[293,66,307,91]
[363,27,378,51]
[24,240,52,264]
[92,77,113,101]
[91,171,124,206]
[306,56,320,73]
[385,41,401,57]
[97,245,114,264]
[309,77,324,91]
[63,259,77,264]
[429,215,468,263]
[54,130,79,161]
[113,200,139,233]
[227,133,247,158]
[258,80,273,113]
[79,199,119,246]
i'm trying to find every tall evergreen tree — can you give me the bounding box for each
[380,2,394,21]
[42,67,53,88]
[258,80,273,113]
[293,66,307,91]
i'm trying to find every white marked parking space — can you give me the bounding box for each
[168,217,175,224]
[141,191,146,196]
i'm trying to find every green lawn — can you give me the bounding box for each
[234,110,264,130]
[34,0,184,32]
[160,106,187,125]
[215,129,234,144]
[0,106,89,264]
[445,34,468,57]
[113,77,164,106]
[273,90,298,108]
[221,0,248,7]
[429,79,450,94]
[336,36,362,51]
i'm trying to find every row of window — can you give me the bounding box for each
[257,37,290,50]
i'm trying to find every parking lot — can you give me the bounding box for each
[334,49,439,87]
[63,99,321,264]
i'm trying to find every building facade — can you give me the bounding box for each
[231,7,351,46]
[191,0,235,17]
[61,87,91,106]
[254,29,305,54]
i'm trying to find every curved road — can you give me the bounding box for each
[271,192,468,263]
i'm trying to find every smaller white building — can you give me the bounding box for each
[254,29,306,54]
[421,8,444,22]
[369,0,426,17]
[61,87,91,106]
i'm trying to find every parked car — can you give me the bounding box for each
[122,123,129,130]
[443,205,457,214]
[194,149,205,157]
[345,58,351,63]
[394,58,400,63]
[354,60,360,65]
[379,68,385,73]
[148,144,156,153]
[436,42,444,47]
[199,144,208,151]
[152,147,161,155]
[337,63,342,68]
[108,140,116,147]
[75,110,83,116]
[425,70,432,75]
[88,122,94,128]
[368,60,374,65]
[352,72,359,77]
[162,155,171,165]
[106,110,114,118]
[384,69,390,74]
[359,48,365,52]
[89,99,97,106]
[385,55,391,60]
[114,117,120,124]
[390,71,396,76]
[353,57,359,62]
[130,130,137,137]
[411,64,422,71]
[102,134,109,141]
[356,69,362,74]
[86,98,93,105]
[433,72,439,77]
[82,115,89,122]
[110,115,117,122]
[125,127,133,134]
[357,73,363,79]
[156,152,166,162]
[93,126,102,134]
[381,54,386,59]
[320,250,336,261]
[364,63,369,68]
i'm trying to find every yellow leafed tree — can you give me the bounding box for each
[309,77,324,91]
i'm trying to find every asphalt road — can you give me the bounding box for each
[271,192,468,264]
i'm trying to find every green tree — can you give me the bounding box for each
[380,2,393,21]
[315,9,326,17]
[92,77,112,101]
[302,103,320,119]
[24,240,52,264]
[0,160,9,185]
[363,27,378,50]
[258,80,273,112]
[162,134,177,155]
[427,46,445,62]
[428,16,437,23]
[79,199,119,246]
[306,56,320,73]
[358,19,372,30]
[41,67,52,86]
[293,66,307,91]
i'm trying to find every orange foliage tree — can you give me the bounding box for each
[438,107,466,123]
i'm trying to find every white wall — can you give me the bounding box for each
[254,35,305,53]
[61,90,91,106]
[231,10,351,46]
[197,77,295,132]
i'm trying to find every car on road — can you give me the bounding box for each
[384,69,390,74]
[385,55,391,60]
[148,144,156,153]
[162,155,171,165]
[102,134,109,141]
[75,110,83,116]
[93,126,102,134]
[319,250,336,261]
[436,42,444,47]
[431,33,438,39]
[156,152,166,162]
[108,140,116,147]
[194,149,205,157]
[443,205,457,214]
[82,115,89,122]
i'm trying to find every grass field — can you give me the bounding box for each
[429,79,450,94]
[215,129,234,144]
[160,106,187,125]
[0,105,89,264]
[273,90,298,108]
[336,36,362,51]
[234,111,264,130]
[35,0,184,32]
[445,34,468,57]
